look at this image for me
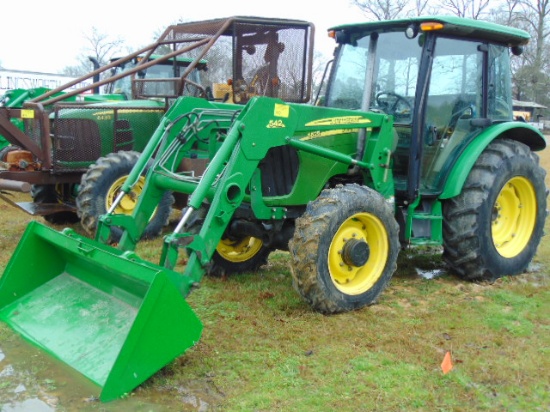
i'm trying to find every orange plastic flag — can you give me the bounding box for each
[441,351,453,374]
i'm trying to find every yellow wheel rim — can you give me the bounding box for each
[216,236,263,263]
[328,212,389,295]
[106,176,146,215]
[492,176,537,258]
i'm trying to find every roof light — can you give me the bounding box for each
[328,30,349,44]
[405,24,419,39]
[420,22,444,32]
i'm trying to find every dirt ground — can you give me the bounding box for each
[0,140,549,411]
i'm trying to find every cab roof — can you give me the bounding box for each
[329,15,530,46]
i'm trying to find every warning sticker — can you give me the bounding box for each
[21,109,34,119]
[274,103,290,118]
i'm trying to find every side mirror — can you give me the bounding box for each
[511,45,523,56]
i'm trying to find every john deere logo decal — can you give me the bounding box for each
[305,116,371,126]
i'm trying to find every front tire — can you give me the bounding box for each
[184,207,272,275]
[443,139,547,281]
[289,184,399,314]
[76,151,173,240]
[212,235,272,274]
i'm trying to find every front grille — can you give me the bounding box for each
[53,118,102,164]
[49,104,163,172]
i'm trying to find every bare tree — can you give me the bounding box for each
[442,0,491,19]
[517,0,550,69]
[488,1,533,100]
[310,50,332,103]
[488,0,523,26]
[62,27,127,76]
[410,0,437,16]
[85,27,125,65]
[513,0,550,104]
[351,0,482,20]
[351,0,409,21]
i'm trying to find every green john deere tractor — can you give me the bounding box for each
[0,16,546,401]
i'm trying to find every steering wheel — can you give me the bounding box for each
[183,79,207,98]
[375,92,412,117]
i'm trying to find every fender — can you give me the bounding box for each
[440,121,546,199]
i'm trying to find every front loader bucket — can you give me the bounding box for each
[0,221,202,402]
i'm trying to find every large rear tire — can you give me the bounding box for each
[443,139,547,281]
[289,184,400,314]
[76,151,173,240]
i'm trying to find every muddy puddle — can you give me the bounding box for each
[415,268,446,279]
[0,328,217,411]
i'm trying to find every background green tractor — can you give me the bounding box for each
[0,17,314,237]
[0,15,546,402]
[0,54,202,224]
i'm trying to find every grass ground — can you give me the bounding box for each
[0,146,549,411]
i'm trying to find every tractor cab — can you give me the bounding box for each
[107,17,313,105]
[324,16,543,202]
[105,54,207,99]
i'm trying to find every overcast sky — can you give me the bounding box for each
[2,0,364,74]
